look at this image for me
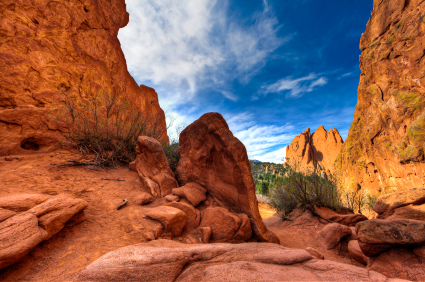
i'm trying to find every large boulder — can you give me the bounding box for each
[374,188,425,217]
[313,206,368,226]
[0,213,48,269]
[130,136,178,197]
[27,193,88,239]
[386,204,425,221]
[175,113,279,244]
[199,207,242,242]
[171,183,206,207]
[318,223,352,250]
[75,239,390,282]
[356,218,425,256]
[133,192,154,206]
[348,240,369,265]
[368,247,425,281]
[143,206,187,237]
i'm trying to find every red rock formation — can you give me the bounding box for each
[336,0,425,194]
[0,0,168,156]
[175,112,279,244]
[286,126,343,175]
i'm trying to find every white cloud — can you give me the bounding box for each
[220,91,238,102]
[119,0,284,98]
[260,73,328,98]
[253,146,288,163]
[226,113,294,163]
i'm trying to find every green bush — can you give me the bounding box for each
[163,140,180,172]
[268,169,342,219]
[51,89,168,168]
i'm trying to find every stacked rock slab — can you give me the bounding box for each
[335,0,425,194]
[175,112,279,244]
[75,239,392,282]
[0,193,88,269]
[0,0,168,156]
[286,126,343,176]
[355,188,425,280]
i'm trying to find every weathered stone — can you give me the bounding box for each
[314,206,368,227]
[318,223,352,250]
[286,126,344,175]
[75,240,388,282]
[133,192,154,206]
[0,194,51,212]
[165,194,180,202]
[199,207,241,242]
[165,202,201,229]
[0,0,167,156]
[0,213,48,269]
[356,218,425,256]
[143,206,186,237]
[175,113,279,244]
[305,247,324,260]
[368,247,425,281]
[374,188,425,215]
[387,204,425,221]
[172,183,207,207]
[0,208,16,223]
[233,213,252,241]
[28,193,88,239]
[130,136,178,197]
[348,240,368,265]
[413,246,425,258]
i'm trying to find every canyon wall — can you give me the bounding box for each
[0,0,168,155]
[286,126,344,176]
[336,0,425,194]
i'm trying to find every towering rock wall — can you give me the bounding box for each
[336,0,425,194]
[286,126,344,175]
[0,0,168,155]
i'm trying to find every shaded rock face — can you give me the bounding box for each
[314,206,368,227]
[0,0,168,156]
[286,126,343,175]
[0,193,88,270]
[336,0,425,194]
[175,112,279,244]
[75,239,390,282]
[130,136,178,197]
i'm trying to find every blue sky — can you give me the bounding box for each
[118,0,372,163]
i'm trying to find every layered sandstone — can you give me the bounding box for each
[0,0,167,156]
[286,126,343,175]
[336,0,425,193]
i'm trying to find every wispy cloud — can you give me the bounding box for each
[259,73,328,98]
[226,113,295,163]
[220,91,239,102]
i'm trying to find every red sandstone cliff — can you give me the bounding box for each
[336,0,425,194]
[286,126,343,175]
[0,0,168,155]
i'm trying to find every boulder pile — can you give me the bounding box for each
[131,113,279,244]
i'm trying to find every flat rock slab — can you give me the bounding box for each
[374,188,425,215]
[356,218,425,256]
[75,239,390,282]
[0,194,51,212]
[314,206,368,227]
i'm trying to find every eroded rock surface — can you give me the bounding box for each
[318,223,352,250]
[175,112,279,244]
[75,239,390,282]
[130,136,178,197]
[0,0,167,156]
[335,0,425,194]
[314,206,368,226]
[286,126,343,175]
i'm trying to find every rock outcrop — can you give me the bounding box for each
[335,0,425,194]
[286,126,343,175]
[75,239,392,282]
[175,112,279,244]
[0,0,168,156]
[130,136,178,197]
[0,193,88,269]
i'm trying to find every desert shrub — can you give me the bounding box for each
[51,89,168,168]
[268,167,342,219]
[163,140,180,171]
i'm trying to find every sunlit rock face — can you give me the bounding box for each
[0,0,168,155]
[286,126,343,176]
[336,0,425,194]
